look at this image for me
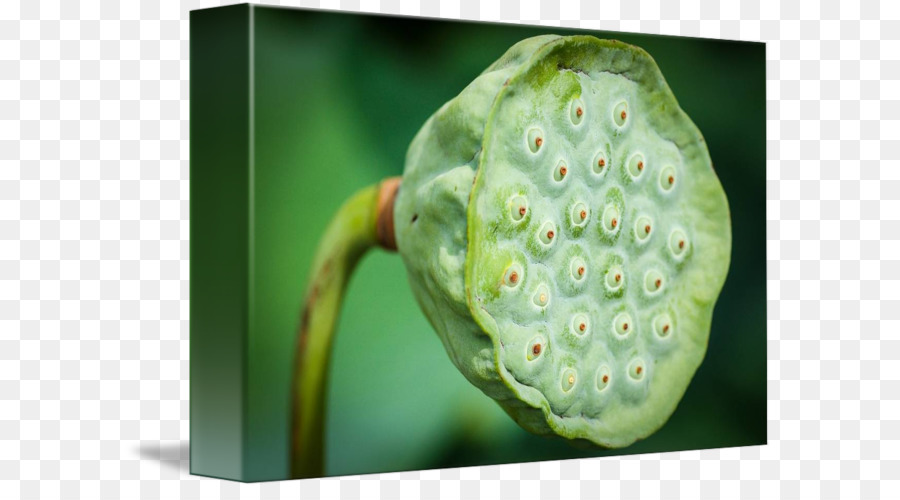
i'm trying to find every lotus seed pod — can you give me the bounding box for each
[394,35,730,448]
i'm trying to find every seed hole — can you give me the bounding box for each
[570,98,585,125]
[539,222,557,245]
[628,358,646,380]
[533,285,550,307]
[527,336,546,361]
[627,153,645,178]
[605,266,624,291]
[562,368,577,392]
[669,229,689,258]
[654,314,673,338]
[553,160,568,182]
[597,365,612,391]
[572,313,589,336]
[659,166,677,191]
[527,128,544,153]
[570,258,586,281]
[503,264,523,288]
[635,216,653,242]
[571,203,588,227]
[592,151,608,175]
[644,270,664,295]
[613,101,628,127]
[614,312,632,337]
[509,195,528,222]
[602,205,620,234]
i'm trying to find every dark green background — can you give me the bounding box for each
[244,5,765,480]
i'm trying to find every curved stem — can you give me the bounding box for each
[290,178,399,478]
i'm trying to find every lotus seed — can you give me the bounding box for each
[533,284,550,307]
[613,312,633,337]
[570,257,586,281]
[605,265,624,291]
[628,359,646,380]
[613,101,628,127]
[634,216,653,242]
[539,222,557,245]
[527,128,544,153]
[527,336,546,361]
[562,368,577,392]
[572,314,589,335]
[571,203,588,227]
[592,151,608,175]
[503,264,523,288]
[597,366,611,391]
[653,314,672,338]
[627,153,645,179]
[659,166,676,191]
[602,205,620,234]
[644,270,664,294]
[509,195,528,222]
[554,160,568,182]
[669,229,688,258]
[570,98,585,125]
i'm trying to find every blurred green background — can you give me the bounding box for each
[243,6,765,480]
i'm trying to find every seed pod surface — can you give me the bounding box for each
[395,35,730,448]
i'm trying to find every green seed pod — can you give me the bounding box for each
[393,35,731,448]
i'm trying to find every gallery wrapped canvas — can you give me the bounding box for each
[190,3,765,482]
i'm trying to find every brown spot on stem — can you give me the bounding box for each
[637,161,644,171]
[611,218,618,228]
[679,240,685,249]
[579,323,586,332]
[663,324,670,334]
[580,210,587,220]
[598,158,606,168]
[411,214,418,223]
[547,230,554,240]
[509,271,518,284]
[532,344,542,356]
[577,266,585,276]
[668,175,674,185]
[622,323,629,331]
[636,366,643,375]
[615,274,621,282]
[519,206,527,216]
[655,279,661,288]
[559,166,567,177]
[645,224,651,234]
[535,137,543,148]
[602,375,609,383]
[576,107,583,117]
[621,110,627,121]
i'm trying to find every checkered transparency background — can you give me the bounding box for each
[1,0,898,498]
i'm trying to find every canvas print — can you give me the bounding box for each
[190,4,765,482]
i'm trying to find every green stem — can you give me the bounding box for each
[290,180,397,478]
